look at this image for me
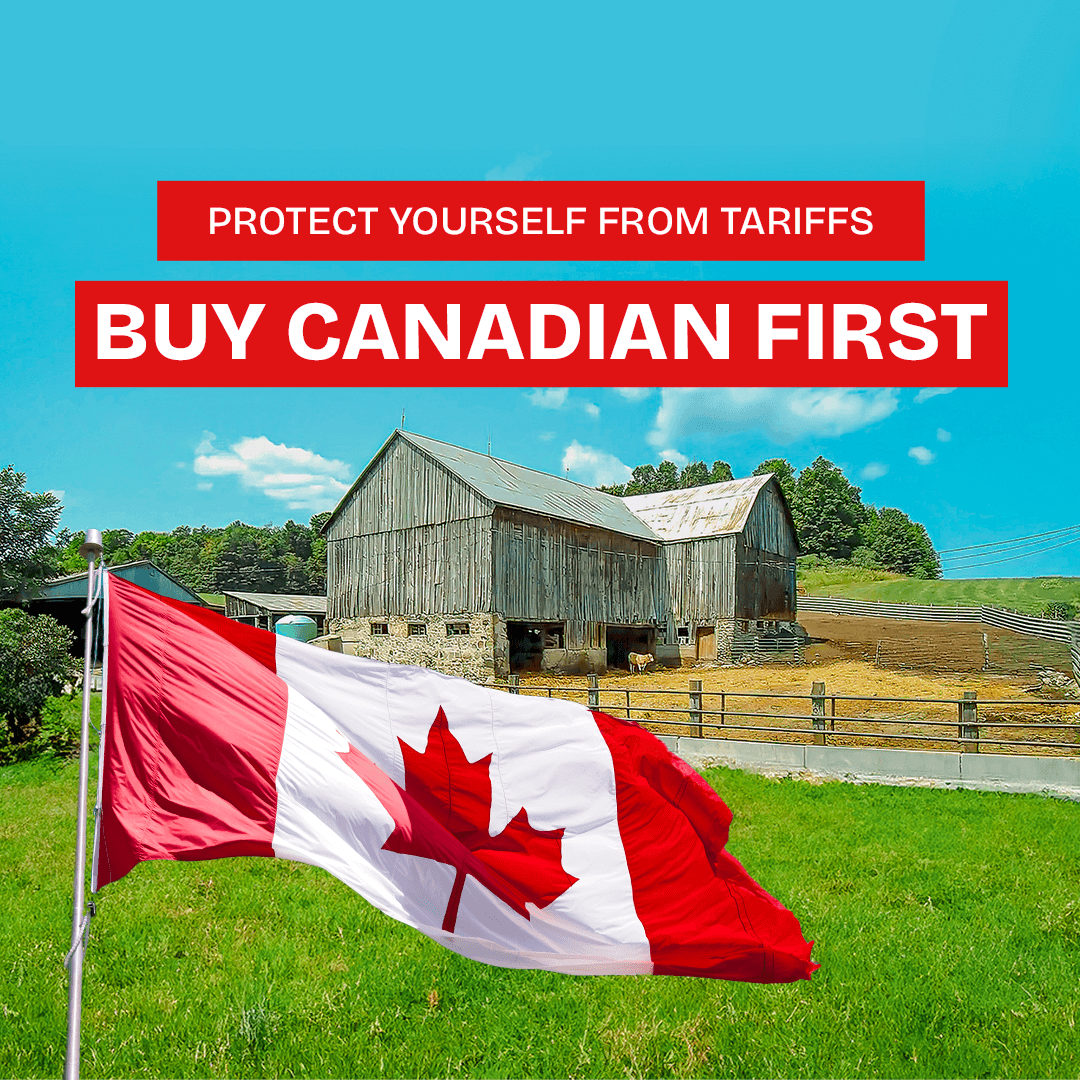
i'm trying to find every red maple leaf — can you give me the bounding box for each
[337,707,577,933]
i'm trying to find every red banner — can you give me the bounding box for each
[75,280,1005,388]
[157,181,924,262]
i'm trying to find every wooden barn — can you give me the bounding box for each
[623,475,799,663]
[323,431,799,677]
[324,430,662,678]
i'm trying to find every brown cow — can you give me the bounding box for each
[628,651,654,674]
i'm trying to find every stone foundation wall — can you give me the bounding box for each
[330,613,495,682]
[493,616,510,680]
[539,648,608,675]
[716,618,736,663]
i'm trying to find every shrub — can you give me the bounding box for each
[0,609,77,763]
[1040,600,1078,620]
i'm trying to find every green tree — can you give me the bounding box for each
[0,466,63,599]
[869,507,941,578]
[655,460,680,491]
[708,460,734,484]
[678,461,710,488]
[56,516,331,595]
[752,458,796,504]
[0,609,77,762]
[791,457,865,560]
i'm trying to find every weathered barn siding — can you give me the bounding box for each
[328,516,492,620]
[327,436,493,540]
[492,509,661,624]
[734,539,797,620]
[734,481,797,620]
[326,437,497,622]
[740,480,798,559]
[659,535,737,623]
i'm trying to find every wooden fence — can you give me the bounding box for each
[495,675,1080,756]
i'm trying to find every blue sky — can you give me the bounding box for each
[2,1,1078,576]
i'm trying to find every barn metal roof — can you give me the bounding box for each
[222,591,328,614]
[41,560,205,606]
[622,474,774,540]
[390,431,661,542]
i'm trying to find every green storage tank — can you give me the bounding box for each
[274,615,319,643]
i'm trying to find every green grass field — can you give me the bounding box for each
[798,566,1080,616]
[3,759,1079,1078]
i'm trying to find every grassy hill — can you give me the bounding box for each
[798,564,1080,616]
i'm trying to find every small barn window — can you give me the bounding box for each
[408,623,427,636]
[447,622,470,636]
[370,622,389,636]
[676,626,691,645]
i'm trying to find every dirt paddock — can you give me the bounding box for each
[798,612,1075,677]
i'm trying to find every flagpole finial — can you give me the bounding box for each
[78,530,103,562]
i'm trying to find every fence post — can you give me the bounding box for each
[624,688,631,720]
[689,679,703,739]
[812,680,827,745]
[982,633,990,672]
[588,673,599,710]
[508,673,520,695]
[959,690,978,752]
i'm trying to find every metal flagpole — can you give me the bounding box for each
[64,529,104,1080]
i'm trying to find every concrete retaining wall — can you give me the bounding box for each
[663,736,1080,800]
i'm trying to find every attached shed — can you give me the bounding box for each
[324,430,663,678]
[223,591,327,633]
[623,474,799,663]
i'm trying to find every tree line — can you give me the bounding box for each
[601,455,940,578]
[52,514,332,596]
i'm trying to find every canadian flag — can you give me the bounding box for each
[94,574,816,982]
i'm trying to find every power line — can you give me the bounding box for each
[941,530,1080,568]
[942,533,1080,573]
[937,523,1080,555]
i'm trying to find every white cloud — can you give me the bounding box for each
[647,388,900,447]
[937,428,952,442]
[485,153,547,181]
[908,445,936,466]
[860,462,888,481]
[197,482,213,491]
[538,431,556,441]
[657,448,690,468]
[174,461,186,469]
[527,387,569,409]
[527,388,601,418]
[613,387,652,402]
[47,489,65,501]
[914,387,954,404]
[193,434,352,511]
[562,442,633,487]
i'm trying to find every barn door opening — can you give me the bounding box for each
[606,625,654,671]
[507,622,543,672]
[696,625,717,661]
